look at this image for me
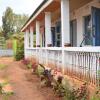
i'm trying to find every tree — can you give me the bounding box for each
[2,7,14,39]
[0,27,3,37]
[13,14,28,32]
[2,7,28,39]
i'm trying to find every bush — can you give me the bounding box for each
[32,64,53,87]
[52,74,89,100]
[35,64,45,77]
[41,69,53,87]
[13,33,24,61]
[63,82,89,100]
[14,42,24,61]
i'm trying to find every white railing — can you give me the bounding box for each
[25,47,100,87]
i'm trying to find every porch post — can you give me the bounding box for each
[45,12,52,47]
[24,30,27,58]
[61,0,70,74]
[24,30,27,49]
[36,21,40,47]
[26,29,30,48]
[61,0,70,47]
[30,26,34,48]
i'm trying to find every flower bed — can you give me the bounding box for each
[22,60,100,100]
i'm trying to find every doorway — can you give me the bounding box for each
[70,20,77,46]
[92,7,100,46]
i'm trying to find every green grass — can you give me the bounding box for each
[0,64,7,70]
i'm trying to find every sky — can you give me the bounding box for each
[0,0,44,26]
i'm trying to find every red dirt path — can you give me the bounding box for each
[0,57,62,100]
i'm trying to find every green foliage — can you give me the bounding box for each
[0,37,6,49]
[27,62,32,69]
[63,83,89,100]
[2,7,14,39]
[2,7,28,39]
[52,76,89,100]
[13,33,24,61]
[0,27,3,37]
[14,41,24,61]
[13,14,28,32]
[35,65,45,77]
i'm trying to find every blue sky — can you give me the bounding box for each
[0,0,43,26]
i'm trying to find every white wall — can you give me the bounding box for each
[70,0,100,46]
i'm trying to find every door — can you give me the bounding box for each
[51,27,56,46]
[55,21,61,47]
[70,20,77,46]
[92,7,100,46]
[84,15,93,46]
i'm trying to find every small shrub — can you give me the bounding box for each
[52,74,89,100]
[27,62,32,69]
[14,38,24,61]
[41,69,53,87]
[52,76,65,97]
[15,49,24,61]
[52,72,65,97]
[63,82,89,100]
[35,64,45,77]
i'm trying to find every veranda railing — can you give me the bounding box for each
[25,47,100,87]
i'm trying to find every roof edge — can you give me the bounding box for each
[21,0,48,32]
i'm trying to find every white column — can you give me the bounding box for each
[45,12,52,47]
[26,29,30,48]
[24,31,27,49]
[61,0,70,47]
[24,29,29,58]
[61,0,70,74]
[30,26,34,48]
[24,31,27,58]
[36,21,40,47]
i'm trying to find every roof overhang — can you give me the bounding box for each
[21,0,55,32]
[21,0,92,32]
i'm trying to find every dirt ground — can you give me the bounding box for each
[0,57,62,100]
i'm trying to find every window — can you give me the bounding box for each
[84,15,93,45]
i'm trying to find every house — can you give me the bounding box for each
[21,0,100,87]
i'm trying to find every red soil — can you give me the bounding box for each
[0,57,62,100]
